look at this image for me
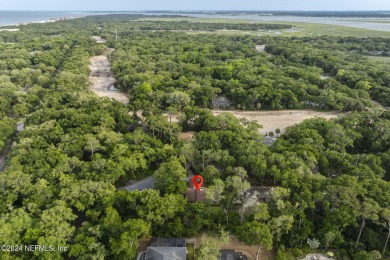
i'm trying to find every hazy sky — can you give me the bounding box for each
[1,0,390,11]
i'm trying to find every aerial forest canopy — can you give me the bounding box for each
[0,14,389,260]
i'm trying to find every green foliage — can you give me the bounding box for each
[196,231,230,260]
[154,159,187,195]
[0,118,16,151]
[237,221,273,250]
[353,250,382,260]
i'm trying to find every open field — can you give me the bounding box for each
[212,109,340,134]
[365,55,390,63]
[272,21,390,37]
[138,17,390,37]
[138,17,255,24]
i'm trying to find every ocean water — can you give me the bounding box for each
[0,11,92,26]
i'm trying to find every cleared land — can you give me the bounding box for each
[187,234,274,260]
[92,36,107,43]
[255,45,266,52]
[220,236,274,260]
[365,55,390,64]
[89,51,129,105]
[160,109,340,134]
[212,109,340,134]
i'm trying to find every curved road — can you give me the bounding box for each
[0,123,24,172]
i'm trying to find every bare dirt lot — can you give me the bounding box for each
[92,36,106,43]
[220,236,274,260]
[212,109,340,134]
[255,45,266,52]
[187,234,274,260]
[89,51,129,105]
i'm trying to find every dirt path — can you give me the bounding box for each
[212,109,340,134]
[89,41,129,105]
[92,36,107,43]
[372,100,390,111]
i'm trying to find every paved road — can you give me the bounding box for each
[0,146,11,172]
[0,158,6,171]
[0,122,24,172]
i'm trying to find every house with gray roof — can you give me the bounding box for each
[262,136,276,146]
[244,186,273,203]
[143,247,186,260]
[138,238,187,260]
[118,176,155,191]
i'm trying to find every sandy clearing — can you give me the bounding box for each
[212,109,340,134]
[178,131,195,140]
[89,52,129,105]
[220,236,274,260]
[320,73,334,80]
[156,108,339,135]
[92,36,106,43]
[255,44,266,52]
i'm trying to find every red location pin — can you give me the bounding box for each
[192,175,204,191]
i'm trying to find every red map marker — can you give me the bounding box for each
[192,175,204,191]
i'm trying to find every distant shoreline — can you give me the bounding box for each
[0,14,83,27]
[0,16,82,27]
[0,11,99,27]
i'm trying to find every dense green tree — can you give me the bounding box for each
[196,230,230,260]
[237,221,273,260]
[154,159,187,195]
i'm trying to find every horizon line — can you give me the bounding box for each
[2,9,390,12]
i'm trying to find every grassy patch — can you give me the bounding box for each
[138,17,258,24]
[207,205,223,214]
[277,251,296,260]
[186,243,195,260]
[139,17,390,38]
[364,55,390,63]
[263,21,390,37]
